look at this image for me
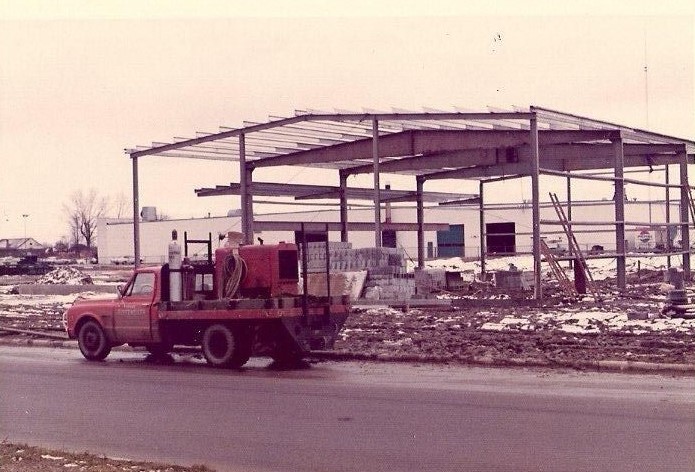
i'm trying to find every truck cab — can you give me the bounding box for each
[65,266,164,360]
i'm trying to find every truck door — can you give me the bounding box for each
[113,271,156,343]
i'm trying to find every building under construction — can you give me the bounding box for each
[126,106,695,300]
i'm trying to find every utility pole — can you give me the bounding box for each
[22,214,29,238]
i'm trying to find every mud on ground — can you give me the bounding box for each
[334,270,695,366]
[0,269,693,367]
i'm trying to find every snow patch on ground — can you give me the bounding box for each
[422,254,682,281]
[481,309,695,335]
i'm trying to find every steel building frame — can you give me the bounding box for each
[127,106,695,299]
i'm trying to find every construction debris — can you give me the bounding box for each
[35,267,93,285]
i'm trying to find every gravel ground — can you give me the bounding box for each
[1,269,694,367]
[0,442,213,472]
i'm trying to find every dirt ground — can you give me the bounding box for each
[333,274,694,367]
[0,268,693,367]
[0,442,212,472]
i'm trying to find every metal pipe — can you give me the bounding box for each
[132,155,140,268]
[339,172,349,242]
[679,153,691,280]
[325,224,331,302]
[540,220,683,227]
[482,174,525,184]
[530,116,542,299]
[566,175,573,268]
[372,118,381,247]
[479,180,486,279]
[301,223,309,321]
[540,168,690,189]
[666,164,671,268]
[613,138,626,290]
[246,166,255,244]
[239,133,248,243]
[416,177,425,269]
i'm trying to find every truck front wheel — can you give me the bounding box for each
[78,320,111,361]
[202,324,250,368]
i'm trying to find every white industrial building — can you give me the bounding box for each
[98,199,686,265]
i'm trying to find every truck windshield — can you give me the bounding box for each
[125,272,155,297]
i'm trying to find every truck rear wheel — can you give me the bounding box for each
[202,324,250,368]
[78,320,111,361]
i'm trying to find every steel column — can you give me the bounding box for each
[132,155,140,268]
[479,180,486,279]
[665,165,671,268]
[372,118,381,247]
[246,167,255,244]
[416,177,425,269]
[613,138,626,290]
[530,116,542,299]
[339,171,349,243]
[239,133,249,244]
[566,175,573,268]
[679,153,691,280]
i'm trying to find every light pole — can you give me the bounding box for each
[22,214,29,238]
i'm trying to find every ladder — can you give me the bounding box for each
[686,188,695,228]
[539,239,576,296]
[548,193,600,300]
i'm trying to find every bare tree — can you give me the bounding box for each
[110,191,131,219]
[67,211,81,248]
[63,189,109,249]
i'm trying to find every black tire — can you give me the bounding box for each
[78,320,111,361]
[201,324,250,368]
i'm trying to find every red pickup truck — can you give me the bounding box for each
[64,242,349,368]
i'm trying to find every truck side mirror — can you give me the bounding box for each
[117,284,124,297]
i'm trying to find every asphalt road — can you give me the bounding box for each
[1,345,693,472]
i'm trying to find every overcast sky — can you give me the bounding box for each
[1,1,693,244]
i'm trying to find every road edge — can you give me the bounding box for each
[1,337,693,375]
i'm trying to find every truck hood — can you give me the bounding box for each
[71,293,119,306]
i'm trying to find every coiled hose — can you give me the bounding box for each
[223,253,247,298]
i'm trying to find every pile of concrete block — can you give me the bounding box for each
[493,264,527,290]
[304,242,407,273]
[363,273,416,300]
[303,242,414,300]
[414,268,446,296]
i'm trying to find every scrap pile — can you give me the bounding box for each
[35,267,93,285]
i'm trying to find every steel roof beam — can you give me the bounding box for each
[345,148,503,175]
[342,137,658,177]
[157,151,237,161]
[261,122,367,141]
[226,126,347,146]
[423,162,532,180]
[297,111,534,123]
[254,221,450,232]
[532,106,695,153]
[293,110,404,133]
[250,130,533,169]
[129,115,311,158]
[251,129,628,169]
[194,181,473,203]
[420,152,684,180]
